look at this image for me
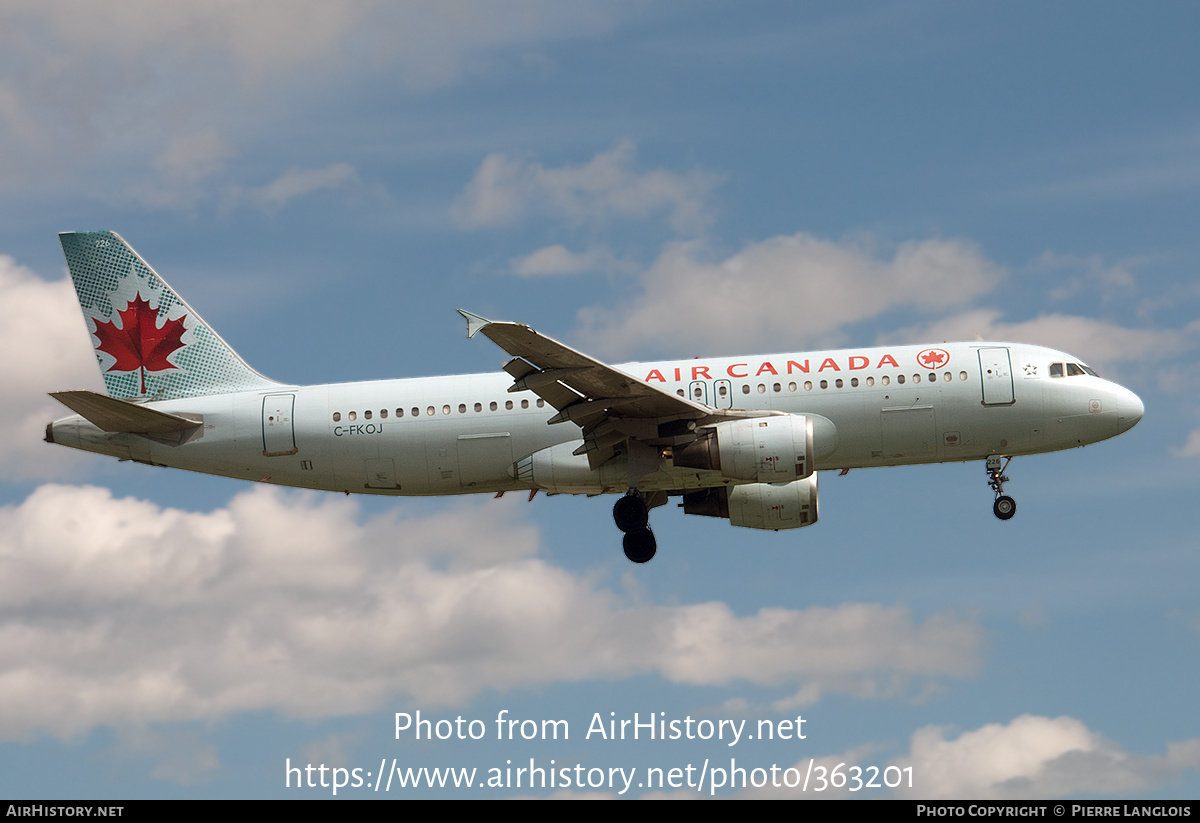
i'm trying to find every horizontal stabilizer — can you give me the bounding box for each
[50,390,203,445]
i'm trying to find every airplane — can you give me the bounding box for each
[46,231,1144,563]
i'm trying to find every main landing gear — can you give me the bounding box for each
[987,455,1017,520]
[613,491,656,563]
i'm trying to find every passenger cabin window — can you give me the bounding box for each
[332,412,341,422]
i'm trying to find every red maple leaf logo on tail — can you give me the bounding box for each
[92,293,187,395]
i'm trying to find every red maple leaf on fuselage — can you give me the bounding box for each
[920,349,947,368]
[92,293,187,395]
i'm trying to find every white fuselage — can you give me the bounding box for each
[48,341,1143,497]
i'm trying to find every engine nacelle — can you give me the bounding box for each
[673,414,835,483]
[682,475,819,530]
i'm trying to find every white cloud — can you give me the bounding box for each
[1,1,613,88]
[0,2,621,192]
[729,715,1200,799]
[1003,140,1200,205]
[233,163,360,212]
[119,129,240,210]
[153,129,234,184]
[1171,428,1200,459]
[509,244,627,277]
[575,234,1002,357]
[655,602,979,695]
[0,483,982,740]
[898,715,1200,799]
[887,309,1188,376]
[0,2,367,190]
[117,727,222,786]
[1028,250,1142,303]
[0,1,372,79]
[1017,606,1049,628]
[452,141,722,234]
[0,258,104,479]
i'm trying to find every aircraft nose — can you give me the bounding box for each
[1117,387,1144,433]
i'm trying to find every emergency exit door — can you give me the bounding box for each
[978,348,1015,406]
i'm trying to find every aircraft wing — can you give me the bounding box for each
[458,310,716,468]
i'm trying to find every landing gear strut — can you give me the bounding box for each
[613,491,656,563]
[987,455,1016,520]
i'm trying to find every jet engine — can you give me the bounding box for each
[672,414,836,482]
[682,475,818,530]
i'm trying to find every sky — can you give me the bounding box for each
[1,0,1198,800]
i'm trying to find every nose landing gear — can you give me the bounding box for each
[613,491,657,563]
[987,455,1016,520]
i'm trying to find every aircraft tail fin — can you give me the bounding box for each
[58,231,276,400]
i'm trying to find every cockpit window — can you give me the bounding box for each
[1051,361,1099,378]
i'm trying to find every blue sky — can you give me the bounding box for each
[1,1,1198,799]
